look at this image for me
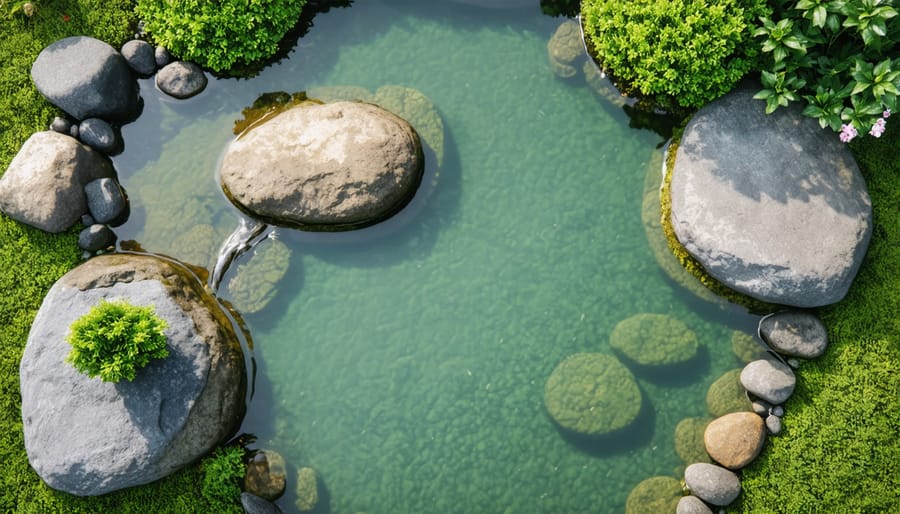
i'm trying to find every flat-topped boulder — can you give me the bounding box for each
[0,131,116,233]
[610,313,699,367]
[219,101,424,231]
[669,87,872,308]
[31,36,141,122]
[20,253,246,495]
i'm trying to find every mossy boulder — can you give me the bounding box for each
[610,313,699,367]
[625,476,683,514]
[295,467,319,512]
[547,20,585,78]
[731,330,769,364]
[675,417,712,464]
[543,353,642,436]
[225,237,290,314]
[706,368,752,417]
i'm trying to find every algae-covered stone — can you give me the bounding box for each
[731,331,769,364]
[544,353,642,436]
[625,476,683,514]
[226,237,290,314]
[674,417,712,464]
[295,467,318,512]
[244,450,287,500]
[610,313,699,367]
[170,224,219,269]
[706,369,752,417]
[547,20,584,78]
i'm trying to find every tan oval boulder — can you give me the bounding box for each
[704,412,766,469]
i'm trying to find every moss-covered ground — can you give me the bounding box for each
[0,1,239,511]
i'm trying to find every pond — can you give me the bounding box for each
[112,1,758,512]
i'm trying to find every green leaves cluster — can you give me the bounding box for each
[66,299,169,382]
[752,0,899,135]
[581,0,771,109]
[134,0,308,73]
[200,445,245,513]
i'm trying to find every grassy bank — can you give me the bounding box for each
[0,1,239,511]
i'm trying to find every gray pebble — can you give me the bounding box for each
[771,405,784,417]
[241,492,283,514]
[50,116,71,133]
[684,463,741,506]
[81,213,95,226]
[677,495,713,514]
[751,400,771,416]
[78,118,117,153]
[121,39,156,76]
[766,414,782,435]
[69,123,79,139]
[154,45,171,68]
[156,61,207,99]
[78,224,116,252]
[759,311,828,358]
[84,177,129,226]
[741,359,796,404]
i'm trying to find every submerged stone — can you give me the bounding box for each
[610,313,699,367]
[219,101,424,231]
[244,450,287,501]
[674,417,712,464]
[226,237,290,314]
[543,353,642,436]
[295,467,319,512]
[706,369,752,417]
[625,476,683,514]
[731,330,769,364]
[548,20,584,78]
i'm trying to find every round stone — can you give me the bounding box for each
[295,467,319,512]
[49,116,70,133]
[77,224,116,252]
[740,359,796,405]
[674,417,712,464]
[225,237,290,314]
[241,492,283,514]
[766,414,783,435]
[84,177,129,226]
[121,39,156,76]
[704,412,766,470]
[547,20,584,78]
[544,353,642,436]
[706,369,752,417]
[156,61,207,99]
[677,495,714,514]
[751,400,771,417]
[684,463,742,506]
[243,450,287,501]
[771,405,784,417]
[78,118,118,154]
[219,101,424,232]
[625,476,683,514]
[154,46,171,68]
[610,313,700,367]
[759,311,828,359]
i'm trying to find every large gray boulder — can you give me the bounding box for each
[219,101,424,231]
[0,131,115,233]
[31,36,141,122]
[669,87,872,307]
[20,254,246,496]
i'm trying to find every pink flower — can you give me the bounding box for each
[885,109,892,119]
[869,118,886,138]
[839,123,858,143]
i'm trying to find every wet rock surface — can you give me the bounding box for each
[77,224,116,252]
[675,417,712,464]
[156,61,207,99]
[31,36,141,121]
[669,87,872,307]
[244,450,287,501]
[78,118,118,154]
[241,492,283,514]
[740,359,796,405]
[684,462,741,506]
[0,131,115,233]
[677,495,714,514]
[759,311,828,359]
[219,101,424,231]
[544,353,642,436]
[84,177,128,226]
[20,254,245,495]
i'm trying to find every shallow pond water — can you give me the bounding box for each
[113,1,759,512]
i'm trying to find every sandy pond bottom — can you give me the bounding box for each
[112,1,758,512]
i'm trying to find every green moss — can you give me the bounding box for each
[200,445,246,513]
[734,126,900,513]
[610,313,699,367]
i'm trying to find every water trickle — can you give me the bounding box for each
[209,217,272,292]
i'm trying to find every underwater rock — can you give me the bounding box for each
[684,463,742,506]
[759,311,828,359]
[609,313,699,367]
[219,101,424,231]
[77,223,116,252]
[704,412,765,470]
[625,476,683,514]
[157,61,207,99]
[0,131,115,233]
[543,353,641,436]
[706,369,752,418]
[31,36,141,121]
[669,87,872,308]
[244,450,287,501]
[740,359,795,405]
[121,40,156,77]
[226,237,290,314]
[84,177,128,226]
[674,417,712,465]
[731,330,769,364]
[20,253,246,495]
[295,467,319,512]
[677,495,714,514]
[170,224,220,270]
[547,20,584,79]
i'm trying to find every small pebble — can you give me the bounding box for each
[771,405,784,417]
[69,124,79,139]
[50,116,71,133]
[766,414,782,435]
[751,400,770,417]
[81,213,95,226]
[155,45,171,68]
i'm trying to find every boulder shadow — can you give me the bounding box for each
[614,345,711,388]
[552,388,655,458]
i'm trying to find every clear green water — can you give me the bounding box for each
[114,2,758,512]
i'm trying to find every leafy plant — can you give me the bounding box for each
[581,0,771,110]
[752,0,899,140]
[200,445,246,513]
[134,0,309,73]
[65,299,169,382]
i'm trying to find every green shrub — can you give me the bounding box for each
[201,445,245,513]
[581,0,771,109]
[66,299,169,382]
[134,0,308,73]
[752,0,898,140]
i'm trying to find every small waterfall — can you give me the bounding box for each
[209,217,272,292]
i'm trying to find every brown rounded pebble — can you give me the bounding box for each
[704,412,766,469]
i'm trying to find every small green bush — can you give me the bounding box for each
[201,445,245,513]
[135,0,308,73]
[66,299,169,382]
[581,0,771,109]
